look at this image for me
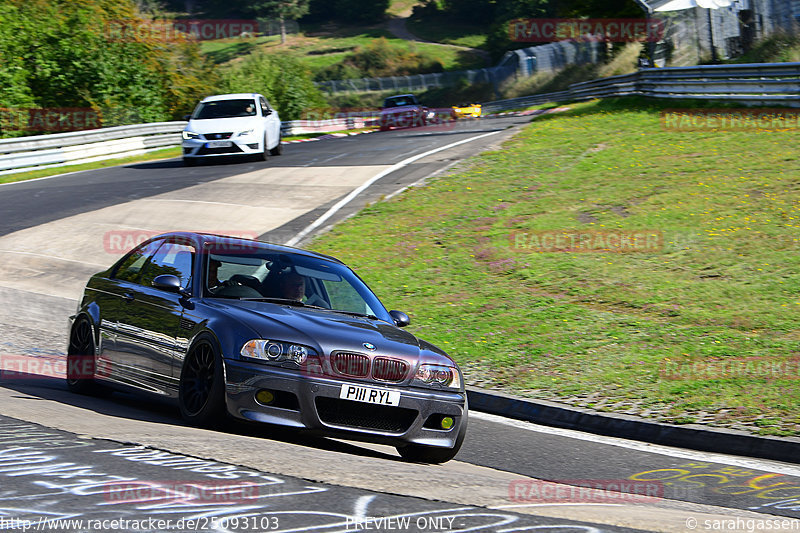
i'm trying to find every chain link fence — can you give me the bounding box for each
[316,40,602,94]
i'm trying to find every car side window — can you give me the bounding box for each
[112,240,163,284]
[140,242,196,290]
[260,98,269,116]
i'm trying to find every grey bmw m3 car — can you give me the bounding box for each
[67,232,467,463]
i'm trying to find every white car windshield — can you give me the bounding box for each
[193,99,257,119]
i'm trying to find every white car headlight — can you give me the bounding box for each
[413,364,461,389]
[240,339,316,366]
[182,131,200,140]
[236,129,254,137]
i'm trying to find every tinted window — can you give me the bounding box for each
[193,99,257,119]
[384,95,416,108]
[113,240,163,283]
[140,242,196,290]
[204,246,392,323]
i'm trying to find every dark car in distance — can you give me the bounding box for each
[67,232,467,463]
[379,94,429,131]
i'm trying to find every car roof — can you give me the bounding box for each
[160,231,343,264]
[200,93,262,103]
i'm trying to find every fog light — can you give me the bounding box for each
[256,390,275,405]
[440,416,454,430]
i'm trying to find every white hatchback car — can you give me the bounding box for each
[182,93,282,166]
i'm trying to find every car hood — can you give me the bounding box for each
[210,300,451,365]
[186,117,261,135]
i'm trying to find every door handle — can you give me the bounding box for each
[122,292,135,302]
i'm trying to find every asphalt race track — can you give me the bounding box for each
[1,117,799,533]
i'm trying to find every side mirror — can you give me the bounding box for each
[183,114,191,121]
[389,310,410,328]
[153,274,190,298]
[263,108,272,116]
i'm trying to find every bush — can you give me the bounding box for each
[220,52,327,120]
[315,38,444,81]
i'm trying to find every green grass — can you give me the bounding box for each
[388,0,420,17]
[310,97,800,436]
[406,16,487,49]
[0,146,182,185]
[727,32,800,64]
[202,26,485,73]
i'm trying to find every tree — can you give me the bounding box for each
[252,0,309,44]
[220,52,326,120]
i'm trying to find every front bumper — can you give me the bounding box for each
[224,358,467,448]
[182,136,262,158]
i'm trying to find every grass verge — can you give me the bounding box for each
[0,146,182,185]
[201,26,485,72]
[406,16,487,49]
[310,97,800,436]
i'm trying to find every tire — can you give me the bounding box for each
[396,403,468,464]
[66,317,102,395]
[269,134,282,156]
[257,135,268,161]
[183,157,197,167]
[179,336,226,427]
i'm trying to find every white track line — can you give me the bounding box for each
[284,130,503,247]
[471,411,800,476]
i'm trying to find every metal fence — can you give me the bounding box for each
[0,117,380,176]
[316,40,603,94]
[0,122,184,176]
[481,62,800,113]
[2,62,798,175]
[315,66,518,94]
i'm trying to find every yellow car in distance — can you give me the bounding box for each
[452,103,481,119]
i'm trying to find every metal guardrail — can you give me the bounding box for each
[2,62,798,175]
[0,122,186,175]
[481,62,800,113]
[0,117,380,175]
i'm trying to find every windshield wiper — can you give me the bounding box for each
[239,297,327,309]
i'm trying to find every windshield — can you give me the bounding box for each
[204,247,392,323]
[192,99,257,119]
[383,96,416,108]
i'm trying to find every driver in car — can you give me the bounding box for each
[207,258,224,291]
[275,271,305,301]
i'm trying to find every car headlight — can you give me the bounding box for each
[412,364,461,389]
[240,339,317,366]
[236,129,254,137]
[182,131,200,140]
